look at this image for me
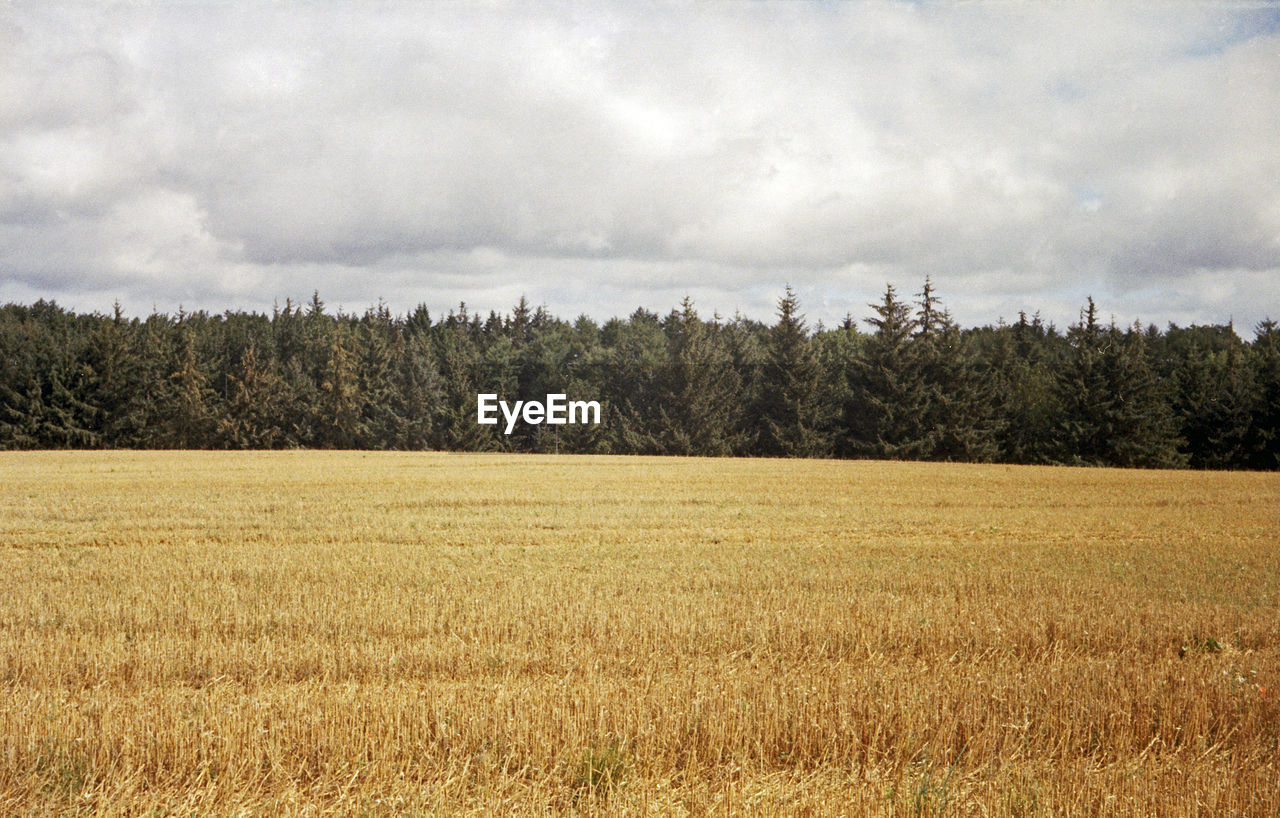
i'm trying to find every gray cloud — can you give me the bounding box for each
[1,2,1277,332]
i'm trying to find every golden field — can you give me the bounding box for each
[0,451,1277,816]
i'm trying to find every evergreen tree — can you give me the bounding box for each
[988,313,1061,463]
[130,314,180,448]
[722,313,767,453]
[0,305,100,448]
[87,304,149,446]
[913,280,999,461]
[813,316,861,457]
[218,343,287,448]
[556,315,610,454]
[642,298,746,455]
[356,303,401,448]
[1056,298,1111,464]
[845,284,930,459]
[1174,340,1254,469]
[595,309,669,454]
[0,291,1272,468]
[434,311,501,451]
[0,308,51,447]
[1103,323,1184,468]
[1057,301,1183,467]
[1249,319,1280,468]
[755,287,832,457]
[391,329,443,450]
[167,323,217,448]
[269,298,319,446]
[316,320,365,448]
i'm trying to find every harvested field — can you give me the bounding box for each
[1,451,1277,815]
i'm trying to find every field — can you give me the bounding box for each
[1,452,1278,816]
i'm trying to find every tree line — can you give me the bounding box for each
[2,284,1277,469]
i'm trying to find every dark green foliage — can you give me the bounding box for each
[167,323,218,448]
[911,280,1000,462]
[218,343,288,448]
[983,313,1062,464]
[1249,319,1280,469]
[0,292,1274,469]
[434,305,504,452]
[1056,301,1185,468]
[0,301,101,448]
[754,287,833,457]
[595,309,670,454]
[1173,337,1255,469]
[645,299,746,455]
[843,284,930,459]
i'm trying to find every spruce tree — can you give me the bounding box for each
[356,303,401,449]
[316,321,365,448]
[645,298,746,455]
[433,313,500,451]
[556,315,610,454]
[813,317,861,457]
[270,298,319,446]
[1057,301,1183,467]
[390,326,443,450]
[218,343,286,448]
[755,287,833,457]
[1056,298,1110,464]
[913,280,999,462]
[167,325,217,448]
[1102,323,1184,468]
[989,313,1061,463]
[1249,319,1280,468]
[723,313,766,453]
[88,304,148,446]
[845,284,930,459]
[596,310,669,454]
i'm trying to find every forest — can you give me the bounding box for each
[1,283,1276,469]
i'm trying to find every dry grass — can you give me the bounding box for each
[1,451,1277,815]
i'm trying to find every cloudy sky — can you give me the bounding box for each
[2,2,1278,333]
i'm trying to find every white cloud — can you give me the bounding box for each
[1,1,1277,332]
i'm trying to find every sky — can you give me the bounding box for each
[2,2,1279,334]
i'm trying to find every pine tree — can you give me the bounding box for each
[1057,301,1183,467]
[0,291,1274,468]
[1249,319,1280,468]
[755,287,832,457]
[722,314,766,453]
[356,303,401,449]
[218,343,286,448]
[434,315,500,451]
[1103,323,1184,468]
[130,314,179,448]
[913,280,999,462]
[0,311,48,447]
[271,298,319,446]
[88,304,149,446]
[167,325,217,448]
[644,298,746,455]
[316,321,365,448]
[813,317,861,457]
[1056,298,1110,464]
[845,284,930,459]
[392,329,443,450]
[0,306,98,447]
[595,310,669,454]
[1208,342,1257,469]
[506,298,560,452]
[556,315,610,454]
[989,313,1060,463]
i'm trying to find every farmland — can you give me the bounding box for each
[1,451,1277,815]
